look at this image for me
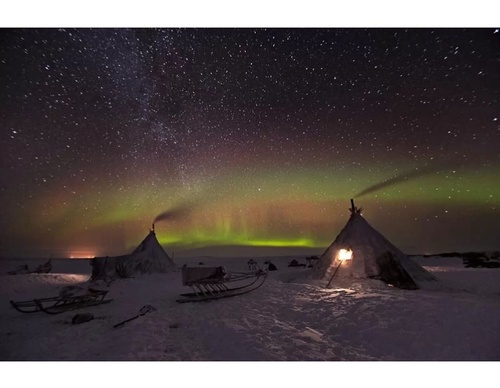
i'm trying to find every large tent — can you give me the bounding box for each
[314,200,436,290]
[90,227,176,283]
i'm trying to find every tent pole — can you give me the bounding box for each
[326,260,343,288]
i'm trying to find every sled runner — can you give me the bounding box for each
[10,289,112,315]
[176,266,268,303]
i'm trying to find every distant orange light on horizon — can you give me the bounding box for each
[68,251,96,259]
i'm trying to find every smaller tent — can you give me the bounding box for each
[90,228,176,283]
[314,200,436,290]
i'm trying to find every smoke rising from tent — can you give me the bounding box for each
[354,163,459,198]
[153,202,197,224]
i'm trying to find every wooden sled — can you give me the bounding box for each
[176,266,268,303]
[7,259,52,275]
[10,289,112,315]
[33,259,52,274]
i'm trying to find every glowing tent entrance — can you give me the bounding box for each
[315,200,435,290]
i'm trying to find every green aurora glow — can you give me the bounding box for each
[6,162,498,257]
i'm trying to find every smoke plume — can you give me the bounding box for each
[355,163,459,199]
[153,202,197,224]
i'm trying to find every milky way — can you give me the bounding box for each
[1,28,499,257]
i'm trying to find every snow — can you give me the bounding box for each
[1,255,499,386]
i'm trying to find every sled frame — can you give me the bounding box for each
[176,267,268,303]
[10,289,112,315]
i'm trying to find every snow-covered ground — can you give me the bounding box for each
[1,255,499,384]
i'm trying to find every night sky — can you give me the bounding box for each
[1,28,499,258]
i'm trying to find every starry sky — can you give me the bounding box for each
[1,28,499,258]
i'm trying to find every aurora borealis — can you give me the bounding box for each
[1,28,499,258]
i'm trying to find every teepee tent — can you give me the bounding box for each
[130,228,176,272]
[90,226,176,283]
[314,200,436,290]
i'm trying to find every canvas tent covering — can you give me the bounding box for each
[314,201,436,290]
[90,229,175,282]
